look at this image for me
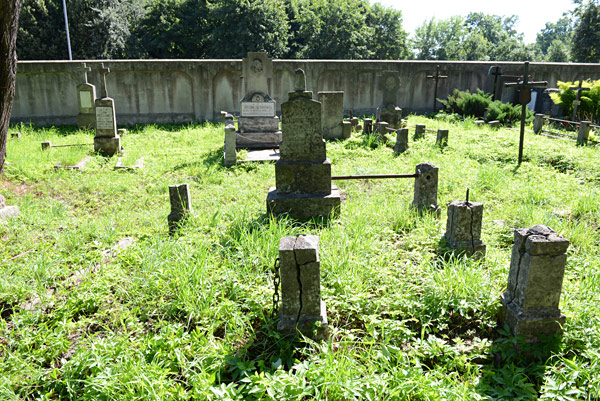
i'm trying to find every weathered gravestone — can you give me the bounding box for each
[376,71,402,129]
[277,235,328,339]
[237,52,281,149]
[0,194,19,220]
[436,129,449,147]
[266,69,341,220]
[318,91,344,140]
[167,183,192,234]
[75,63,96,130]
[414,124,426,139]
[94,63,121,156]
[223,113,237,166]
[501,225,569,341]
[443,192,486,258]
[577,121,591,146]
[393,128,409,154]
[411,162,440,216]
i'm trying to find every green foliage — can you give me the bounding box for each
[365,3,410,60]
[571,2,600,63]
[536,16,572,59]
[546,39,570,62]
[439,89,492,118]
[549,80,600,121]
[486,100,532,125]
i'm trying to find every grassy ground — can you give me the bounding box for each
[1,117,599,400]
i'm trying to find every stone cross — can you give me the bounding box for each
[504,62,547,165]
[97,63,110,99]
[277,235,328,339]
[167,183,192,234]
[75,62,92,84]
[501,225,569,341]
[426,65,448,113]
[571,80,590,121]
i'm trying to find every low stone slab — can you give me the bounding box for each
[54,156,92,171]
[267,186,341,220]
[236,132,282,149]
[242,149,280,162]
[114,157,144,170]
[238,116,279,132]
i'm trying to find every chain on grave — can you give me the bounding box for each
[271,257,280,319]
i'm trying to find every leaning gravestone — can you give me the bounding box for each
[75,63,96,129]
[501,225,569,341]
[318,91,344,140]
[94,63,121,156]
[237,52,281,149]
[266,69,341,220]
[376,71,402,129]
[0,194,19,220]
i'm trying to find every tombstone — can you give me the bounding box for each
[363,118,373,135]
[377,121,389,136]
[341,121,352,139]
[414,124,426,139]
[223,113,237,166]
[236,52,281,149]
[533,114,544,134]
[393,128,409,154]
[444,197,486,258]
[266,69,341,220]
[94,63,121,156]
[501,225,569,341]
[540,89,562,117]
[277,235,329,339]
[577,121,591,146]
[318,91,344,140]
[376,71,402,128]
[167,183,192,234]
[0,194,19,220]
[411,162,440,216]
[75,63,96,130]
[436,129,449,147]
[41,141,52,150]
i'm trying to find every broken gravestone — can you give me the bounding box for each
[94,63,121,156]
[411,162,440,216]
[277,235,328,340]
[443,195,486,258]
[167,183,192,234]
[266,69,341,220]
[501,225,569,342]
[0,195,19,220]
[318,91,344,140]
[393,128,409,154]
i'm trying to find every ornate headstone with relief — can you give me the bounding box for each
[236,52,281,149]
[93,63,121,156]
[75,63,96,129]
[376,70,403,129]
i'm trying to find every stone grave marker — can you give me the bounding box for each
[571,80,590,121]
[318,91,344,140]
[411,162,440,216]
[237,52,281,149]
[266,69,341,220]
[223,113,237,166]
[501,225,569,341]
[277,235,328,339]
[393,128,409,154]
[75,63,96,130]
[363,118,373,135]
[376,71,402,128]
[577,121,591,145]
[533,114,544,134]
[167,183,192,234]
[94,63,121,156]
[443,190,486,258]
[0,194,19,220]
[414,124,426,139]
[436,129,449,147]
[341,121,351,139]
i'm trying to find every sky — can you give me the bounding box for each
[371,0,574,44]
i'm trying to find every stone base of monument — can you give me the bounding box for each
[266,186,341,220]
[243,149,280,162]
[444,239,487,259]
[77,113,96,130]
[0,205,19,220]
[500,293,565,341]
[239,116,279,132]
[277,300,329,340]
[236,132,282,149]
[94,137,121,156]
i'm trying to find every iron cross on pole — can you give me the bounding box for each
[96,63,110,99]
[504,61,547,165]
[489,66,502,101]
[571,80,590,121]
[426,65,447,113]
[74,62,92,84]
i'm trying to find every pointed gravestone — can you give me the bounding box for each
[376,71,402,129]
[266,69,341,220]
[75,63,96,130]
[94,63,121,156]
[237,52,281,149]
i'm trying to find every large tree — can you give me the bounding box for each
[571,1,600,63]
[1,0,22,175]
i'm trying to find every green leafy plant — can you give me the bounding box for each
[549,80,600,123]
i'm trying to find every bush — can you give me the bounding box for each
[486,100,533,125]
[439,89,492,118]
[550,80,600,123]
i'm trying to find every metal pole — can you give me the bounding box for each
[62,0,73,60]
[331,173,418,180]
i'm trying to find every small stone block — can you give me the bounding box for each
[41,141,52,150]
[394,128,409,154]
[167,183,192,233]
[10,132,21,139]
[411,162,440,216]
[474,120,485,126]
[436,129,449,147]
[341,121,352,139]
[488,120,500,128]
[414,124,425,138]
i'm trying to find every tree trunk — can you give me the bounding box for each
[0,0,22,175]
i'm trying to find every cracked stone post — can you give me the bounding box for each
[533,114,544,134]
[393,128,409,154]
[501,225,569,341]
[167,184,192,234]
[277,235,329,340]
[436,129,449,147]
[341,121,352,139]
[414,124,425,139]
[411,162,440,216]
[41,141,52,150]
[577,121,591,146]
[223,114,237,166]
[444,199,486,258]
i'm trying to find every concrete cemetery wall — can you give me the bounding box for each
[11,59,600,126]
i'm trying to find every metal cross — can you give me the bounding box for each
[571,80,590,121]
[74,62,92,84]
[96,63,110,98]
[504,61,547,165]
[426,65,448,113]
[489,66,502,101]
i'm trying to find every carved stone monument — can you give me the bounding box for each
[75,63,96,129]
[376,71,402,129]
[237,52,281,149]
[94,63,121,156]
[266,69,341,220]
[277,235,329,339]
[318,91,344,140]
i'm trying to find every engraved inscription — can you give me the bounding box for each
[241,101,275,117]
[79,91,93,109]
[96,107,114,130]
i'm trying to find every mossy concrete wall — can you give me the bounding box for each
[11,59,600,126]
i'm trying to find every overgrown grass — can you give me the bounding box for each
[1,117,599,400]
